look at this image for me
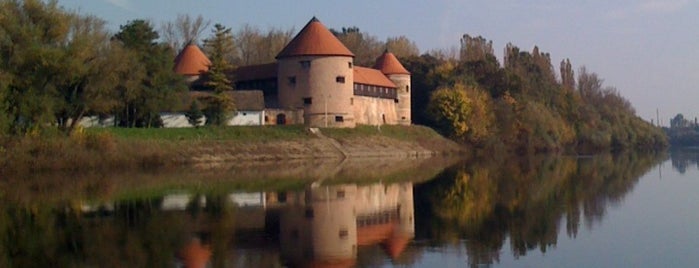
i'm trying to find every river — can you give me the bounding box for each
[0,151,696,267]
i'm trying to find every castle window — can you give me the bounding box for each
[299,60,311,68]
[339,228,349,239]
[303,97,312,105]
[335,116,344,122]
[336,76,345,83]
[348,62,353,68]
[406,85,410,93]
[350,98,354,105]
[288,76,296,85]
[395,99,399,103]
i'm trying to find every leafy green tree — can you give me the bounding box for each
[202,23,236,126]
[113,20,186,128]
[54,15,122,133]
[0,0,70,134]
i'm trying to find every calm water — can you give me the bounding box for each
[0,152,697,267]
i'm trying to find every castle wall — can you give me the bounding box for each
[277,55,355,128]
[352,96,398,125]
[264,108,304,125]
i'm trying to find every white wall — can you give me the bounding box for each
[227,111,265,126]
[78,111,264,128]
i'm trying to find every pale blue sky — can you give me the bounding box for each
[59,0,699,124]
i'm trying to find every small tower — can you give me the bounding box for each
[374,50,411,125]
[174,43,211,84]
[276,17,356,128]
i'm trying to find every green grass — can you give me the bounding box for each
[87,125,313,142]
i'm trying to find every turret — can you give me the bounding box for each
[276,17,356,127]
[374,50,411,125]
[174,43,211,84]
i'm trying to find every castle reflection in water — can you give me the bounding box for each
[118,182,415,267]
[277,183,414,267]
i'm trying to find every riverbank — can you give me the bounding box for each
[0,125,464,174]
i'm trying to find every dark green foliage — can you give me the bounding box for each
[202,24,236,126]
[185,100,204,127]
[112,20,186,128]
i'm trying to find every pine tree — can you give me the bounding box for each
[185,100,204,127]
[203,24,235,126]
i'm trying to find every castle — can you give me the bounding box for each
[174,17,412,128]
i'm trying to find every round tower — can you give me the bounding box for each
[174,43,211,84]
[374,50,411,125]
[276,17,356,128]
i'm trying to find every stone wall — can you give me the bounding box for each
[352,96,399,125]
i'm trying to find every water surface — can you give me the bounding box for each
[1,152,696,267]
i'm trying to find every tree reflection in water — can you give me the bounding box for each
[0,152,665,267]
[670,148,699,174]
[414,152,665,267]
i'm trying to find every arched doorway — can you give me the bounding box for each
[276,113,287,125]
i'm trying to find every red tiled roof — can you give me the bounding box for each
[276,17,354,59]
[354,67,396,88]
[232,63,278,81]
[373,50,410,75]
[174,44,211,76]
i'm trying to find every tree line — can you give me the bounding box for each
[400,35,667,153]
[0,0,667,154]
[0,1,281,136]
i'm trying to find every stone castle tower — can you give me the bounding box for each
[276,17,356,128]
[374,50,412,125]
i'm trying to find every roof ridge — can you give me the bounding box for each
[276,17,354,59]
[373,51,410,75]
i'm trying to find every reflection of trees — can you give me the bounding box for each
[0,194,239,267]
[415,152,664,267]
[670,149,699,174]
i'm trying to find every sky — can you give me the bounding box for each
[58,0,699,125]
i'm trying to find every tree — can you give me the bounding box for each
[331,26,383,66]
[202,24,236,126]
[671,114,688,129]
[113,20,186,128]
[161,14,211,53]
[560,58,575,91]
[54,14,122,133]
[232,24,294,65]
[0,0,71,134]
[185,100,204,127]
[460,34,494,62]
[385,36,420,59]
[427,83,493,144]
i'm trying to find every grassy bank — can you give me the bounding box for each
[0,124,462,174]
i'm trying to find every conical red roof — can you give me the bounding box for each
[276,17,354,59]
[373,50,410,75]
[174,44,211,76]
